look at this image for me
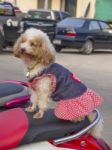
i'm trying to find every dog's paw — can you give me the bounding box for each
[77,117,84,122]
[33,111,44,119]
[73,117,84,122]
[25,106,35,112]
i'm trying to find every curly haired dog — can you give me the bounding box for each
[13,28,103,137]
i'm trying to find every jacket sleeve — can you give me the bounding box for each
[29,74,56,92]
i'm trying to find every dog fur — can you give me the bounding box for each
[13,28,56,119]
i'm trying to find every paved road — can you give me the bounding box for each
[0,50,112,148]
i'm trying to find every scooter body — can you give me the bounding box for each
[0,80,111,150]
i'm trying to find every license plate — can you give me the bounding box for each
[53,40,61,45]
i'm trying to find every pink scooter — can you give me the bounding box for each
[0,80,111,150]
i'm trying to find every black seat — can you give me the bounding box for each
[20,109,90,145]
[0,83,24,98]
[0,82,29,106]
[0,108,90,148]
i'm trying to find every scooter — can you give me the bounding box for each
[0,80,111,150]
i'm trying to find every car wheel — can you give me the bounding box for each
[81,40,93,54]
[54,45,62,52]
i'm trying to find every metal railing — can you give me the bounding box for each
[53,109,101,145]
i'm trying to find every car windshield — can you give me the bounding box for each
[0,3,13,15]
[28,11,51,19]
[58,18,85,28]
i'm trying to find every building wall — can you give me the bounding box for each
[16,0,37,12]
[76,0,96,18]
[3,0,96,18]
[51,0,60,10]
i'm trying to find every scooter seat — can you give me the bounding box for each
[22,109,90,143]
[0,108,90,149]
[0,82,24,98]
[21,108,90,145]
[0,82,29,106]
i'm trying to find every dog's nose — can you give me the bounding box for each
[21,47,26,52]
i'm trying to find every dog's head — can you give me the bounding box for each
[13,28,55,66]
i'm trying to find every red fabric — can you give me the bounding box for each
[0,108,28,150]
[71,74,81,82]
[54,89,103,121]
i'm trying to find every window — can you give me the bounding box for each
[28,11,51,19]
[61,12,71,19]
[38,0,44,9]
[54,11,61,21]
[0,3,13,16]
[58,18,85,28]
[38,0,51,9]
[89,21,101,30]
[46,0,51,9]
[65,0,77,16]
[99,21,110,30]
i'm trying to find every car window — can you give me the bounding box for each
[89,21,101,31]
[99,21,110,30]
[61,12,71,19]
[0,3,13,16]
[54,11,61,21]
[28,11,52,19]
[58,18,85,28]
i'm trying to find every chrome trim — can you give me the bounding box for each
[53,109,101,145]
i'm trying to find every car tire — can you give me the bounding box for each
[81,40,93,54]
[54,45,62,52]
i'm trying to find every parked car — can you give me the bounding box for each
[53,17,112,54]
[13,4,25,18]
[13,5,22,14]
[20,18,57,41]
[0,2,22,51]
[19,10,71,43]
[26,9,71,22]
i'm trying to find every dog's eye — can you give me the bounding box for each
[30,42,34,46]
[30,42,36,47]
[21,37,27,43]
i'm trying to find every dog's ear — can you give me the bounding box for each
[13,35,23,58]
[39,37,55,66]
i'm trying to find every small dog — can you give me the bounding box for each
[13,28,103,137]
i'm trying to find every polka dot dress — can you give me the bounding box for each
[54,89,103,121]
[28,71,103,121]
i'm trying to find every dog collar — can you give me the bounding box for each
[26,64,52,82]
[27,62,38,72]
[26,71,30,79]
[26,69,45,82]
[26,71,38,82]
[26,63,43,80]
